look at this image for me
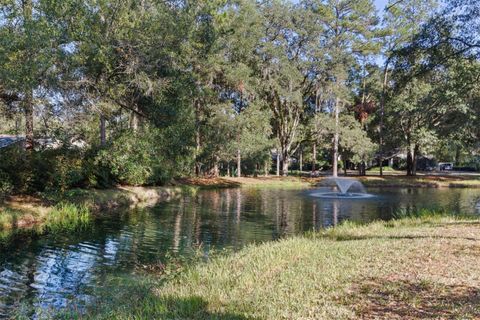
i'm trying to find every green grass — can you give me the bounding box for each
[43,202,91,232]
[0,207,23,229]
[358,175,480,188]
[63,214,480,320]
[0,203,92,247]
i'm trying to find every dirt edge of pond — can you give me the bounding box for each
[0,186,191,232]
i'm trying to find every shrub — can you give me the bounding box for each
[94,130,169,186]
[0,145,34,193]
[0,145,88,194]
[0,171,13,201]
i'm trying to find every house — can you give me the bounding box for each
[0,135,24,149]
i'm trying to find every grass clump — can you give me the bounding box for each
[44,202,91,233]
[0,207,22,229]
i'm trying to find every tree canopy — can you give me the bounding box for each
[0,0,479,193]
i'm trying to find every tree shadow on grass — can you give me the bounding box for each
[346,278,480,319]
[158,295,257,320]
[82,283,258,320]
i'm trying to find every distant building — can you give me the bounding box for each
[0,135,24,149]
[0,135,86,150]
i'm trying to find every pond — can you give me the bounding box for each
[1,186,480,318]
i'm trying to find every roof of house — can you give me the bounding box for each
[0,135,24,148]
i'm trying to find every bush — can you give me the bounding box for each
[0,128,194,193]
[94,130,172,186]
[0,145,33,193]
[0,171,13,201]
[0,145,87,194]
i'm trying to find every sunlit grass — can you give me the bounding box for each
[44,202,91,232]
[0,203,92,248]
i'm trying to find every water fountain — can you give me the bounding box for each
[310,177,374,199]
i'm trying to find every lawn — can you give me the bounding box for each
[75,215,480,320]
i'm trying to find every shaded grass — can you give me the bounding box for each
[225,176,311,189]
[177,176,311,189]
[68,215,480,320]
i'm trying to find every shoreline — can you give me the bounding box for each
[1,174,479,235]
[0,186,193,237]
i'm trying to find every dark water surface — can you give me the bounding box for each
[1,187,480,318]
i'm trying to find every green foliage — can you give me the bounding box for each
[0,0,478,193]
[0,171,13,201]
[95,132,159,186]
[94,129,191,186]
[0,146,86,193]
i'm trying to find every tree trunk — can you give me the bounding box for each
[194,99,201,176]
[379,62,389,177]
[299,147,303,173]
[406,144,416,176]
[237,149,241,178]
[332,98,340,177]
[281,154,289,177]
[24,90,34,150]
[412,144,419,176]
[15,116,20,136]
[130,106,139,132]
[264,160,269,177]
[406,150,413,176]
[100,114,106,146]
[455,146,461,166]
[343,157,347,176]
[359,161,366,176]
[276,148,280,176]
[23,0,34,151]
[227,162,230,177]
[213,155,220,177]
[312,142,317,173]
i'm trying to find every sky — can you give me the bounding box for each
[374,0,389,11]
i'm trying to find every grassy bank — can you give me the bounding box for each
[71,215,480,320]
[356,174,480,188]
[0,202,91,245]
[177,176,311,189]
[195,173,480,189]
[0,186,191,241]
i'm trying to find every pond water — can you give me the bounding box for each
[1,186,480,318]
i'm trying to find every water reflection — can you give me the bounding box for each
[1,187,480,318]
